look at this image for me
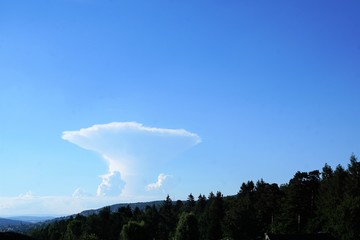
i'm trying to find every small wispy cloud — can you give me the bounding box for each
[72,188,92,198]
[18,191,35,200]
[146,173,171,191]
[62,122,201,198]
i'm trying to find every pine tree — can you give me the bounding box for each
[174,212,199,240]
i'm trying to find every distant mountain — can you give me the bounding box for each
[0,218,31,227]
[0,218,34,233]
[79,200,164,216]
[2,200,166,233]
[31,200,166,227]
[7,216,55,224]
[1,200,169,231]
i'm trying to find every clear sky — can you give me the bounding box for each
[1,0,359,216]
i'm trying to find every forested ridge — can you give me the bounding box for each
[30,154,360,240]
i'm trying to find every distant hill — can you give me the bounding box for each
[0,218,31,227]
[7,216,55,224]
[80,200,164,216]
[0,218,33,232]
[32,200,165,227]
[2,200,167,234]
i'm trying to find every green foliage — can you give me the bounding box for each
[223,183,258,240]
[174,212,199,240]
[274,170,321,233]
[206,191,224,240]
[119,221,147,240]
[186,193,195,211]
[30,154,360,240]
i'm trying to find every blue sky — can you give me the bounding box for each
[1,0,359,216]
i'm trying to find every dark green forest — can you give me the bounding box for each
[30,154,360,240]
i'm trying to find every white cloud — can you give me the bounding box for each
[146,173,171,191]
[97,171,125,196]
[62,122,201,198]
[18,191,35,200]
[72,188,92,198]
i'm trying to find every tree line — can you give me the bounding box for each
[30,154,360,240]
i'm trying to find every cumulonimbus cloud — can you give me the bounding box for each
[62,122,201,198]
